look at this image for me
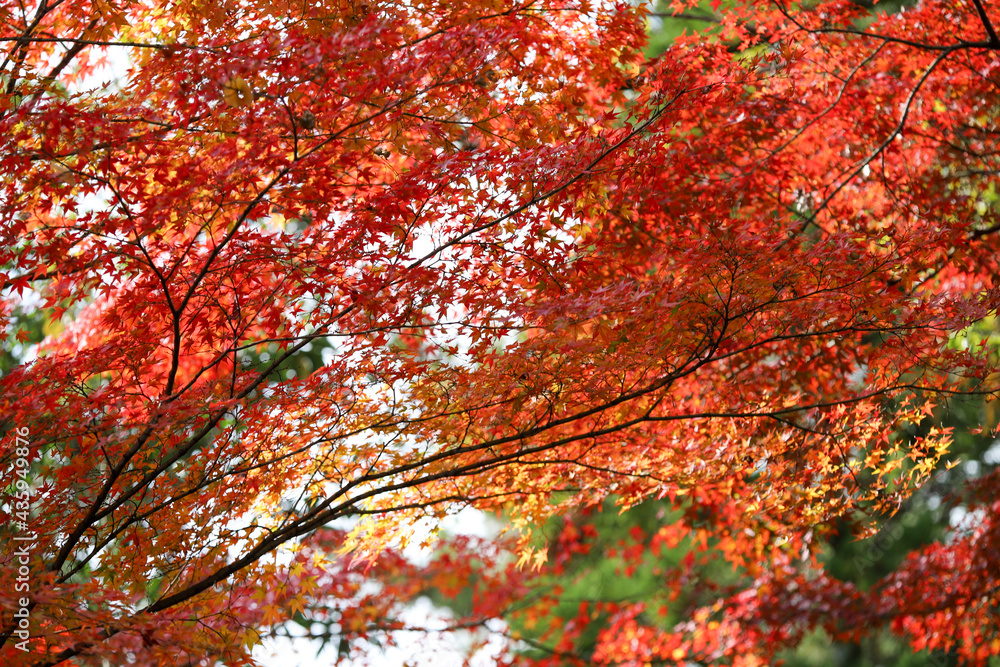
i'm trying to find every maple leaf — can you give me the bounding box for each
[1,0,1000,665]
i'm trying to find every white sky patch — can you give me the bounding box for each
[255,598,511,667]
[253,509,502,667]
[983,440,1000,466]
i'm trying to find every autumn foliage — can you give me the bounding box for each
[2,0,1000,664]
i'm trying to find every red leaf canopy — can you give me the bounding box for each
[1,0,999,663]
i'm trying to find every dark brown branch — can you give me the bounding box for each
[970,0,1000,47]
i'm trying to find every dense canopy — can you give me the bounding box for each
[1,0,999,664]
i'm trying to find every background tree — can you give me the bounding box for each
[1,0,999,665]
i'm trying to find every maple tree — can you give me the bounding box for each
[2,0,1000,664]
